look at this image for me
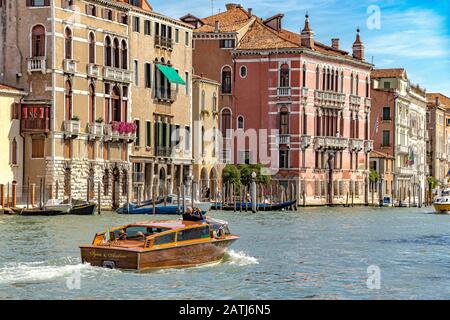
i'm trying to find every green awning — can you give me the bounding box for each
[156,64,186,85]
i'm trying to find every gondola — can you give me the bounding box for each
[70,203,97,215]
[20,208,66,216]
[212,200,297,211]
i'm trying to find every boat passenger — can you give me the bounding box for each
[135,232,146,241]
[118,230,127,240]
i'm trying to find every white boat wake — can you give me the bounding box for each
[225,250,259,266]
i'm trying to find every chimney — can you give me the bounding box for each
[331,38,340,50]
[300,13,314,49]
[214,20,220,32]
[225,3,240,11]
[436,96,440,106]
[352,28,365,60]
[248,8,253,16]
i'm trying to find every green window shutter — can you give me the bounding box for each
[146,121,151,148]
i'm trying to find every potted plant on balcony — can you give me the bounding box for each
[95,117,104,124]
[71,116,80,122]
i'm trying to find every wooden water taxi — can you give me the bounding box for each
[80,216,239,271]
[433,189,450,214]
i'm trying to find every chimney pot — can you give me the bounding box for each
[248,8,253,16]
[215,20,220,32]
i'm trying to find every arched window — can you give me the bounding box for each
[121,40,128,70]
[350,73,354,95]
[11,139,17,165]
[316,66,320,89]
[341,71,344,93]
[89,32,95,64]
[279,64,290,88]
[113,38,120,68]
[335,70,339,92]
[220,109,231,137]
[89,84,95,123]
[240,66,247,78]
[356,74,359,96]
[65,80,72,121]
[201,126,205,156]
[212,92,217,113]
[201,90,206,110]
[279,107,289,135]
[64,27,72,59]
[302,63,307,88]
[112,86,121,122]
[366,77,370,98]
[237,116,244,129]
[32,25,45,57]
[221,66,232,94]
[105,36,112,67]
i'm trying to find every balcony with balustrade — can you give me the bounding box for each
[63,119,81,138]
[314,90,345,109]
[63,59,77,74]
[87,122,104,140]
[364,140,374,153]
[314,136,349,151]
[277,87,291,97]
[27,57,46,74]
[300,135,312,149]
[349,95,361,109]
[103,66,132,83]
[87,64,101,78]
[155,87,177,103]
[349,138,365,151]
[276,134,291,145]
[396,167,414,176]
[21,105,50,133]
[155,36,173,51]
[155,147,173,158]
[104,122,137,143]
[395,144,409,155]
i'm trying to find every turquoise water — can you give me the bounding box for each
[1,207,450,300]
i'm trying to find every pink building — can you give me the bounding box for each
[184,5,373,205]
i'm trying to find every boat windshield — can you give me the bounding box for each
[113,226,168,240]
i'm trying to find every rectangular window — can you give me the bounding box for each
[144,20,151,35]
[134,60,139,86]
[145,63,152,88]
[119,13,128,25]
[382,107,391,121]
[27,0,50,7]
[146,121,151,148]
[135,120,140,147]
[279,150,289,168]
[185,126,190,151]
[133,16,140,32]
[177,227,210,242]
[103,8,113,21]
[382,130,390,147]
[32,138,45,158]
[86,4,96,16]
[175,29,179,43]
[185,32,189,46]
[185,72,189,95]
[219,39,235,48]
[154,232,175,245]
[383,81,391,89]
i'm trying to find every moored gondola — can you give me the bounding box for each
[212,200,297,211]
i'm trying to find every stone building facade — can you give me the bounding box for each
[0,0,193,208]
[192,75,223,200]
[371,68,428,205]
[183,4,373,205]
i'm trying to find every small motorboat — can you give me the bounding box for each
[20,208,66,216]
[80,215,239,271]
[433,189,450,214]
[45,199,72,213]
[70,203,96,215]
[212,200,296,211]
[117,194,212,215]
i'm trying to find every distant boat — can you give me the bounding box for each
[20,208,66,216]
[117,194,212,215]
[212,200,296,211]
[433,189,450,214]
[70,203,96,216]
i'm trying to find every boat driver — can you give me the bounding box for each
[118,229,128,240]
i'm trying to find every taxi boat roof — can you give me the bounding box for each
[129,219,207,230]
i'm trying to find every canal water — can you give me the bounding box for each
[1,207,450,300]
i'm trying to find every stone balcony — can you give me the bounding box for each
[276,134,291,145]
[104,123,137,143]
[314,136,349,151]
[103,66,132,83]
[87,122,104,140]
[63,59,77,74]
[155,36,173,51]
[364,140,374,153]
[27,56,46,74]
[63,120,81,138]
[87,63,101,78]
[349,138,365,151]
[396,167,414,176]
[314,90,345,109]
[395,144,409,155]
[300,135,312,149]
[365,98,372,108]
[277,87,291,97]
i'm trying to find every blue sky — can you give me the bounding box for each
[150,0,450,96]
